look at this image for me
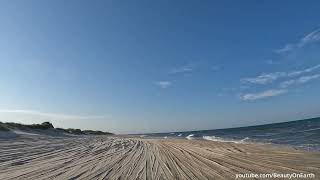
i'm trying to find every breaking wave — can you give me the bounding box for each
[186,134,194,140]
[203,136,249,144]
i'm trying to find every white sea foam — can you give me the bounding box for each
[164,136,168,139]
[186,134,194,140]
[298,127,320,133]
[178,134,182,137]
[203,136,249,144]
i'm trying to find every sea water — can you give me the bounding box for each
[141,117,320,151]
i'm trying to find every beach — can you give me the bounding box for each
[0,135,319,180]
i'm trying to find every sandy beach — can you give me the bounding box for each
[0,135,319,180]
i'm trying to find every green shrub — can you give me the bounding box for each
[0,123,10,131]
[67,128,84,135]
[83,130,113,135]
[27,122,54,130]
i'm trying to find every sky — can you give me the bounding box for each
[0,0,320,134]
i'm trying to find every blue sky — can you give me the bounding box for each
[0,1,320,134]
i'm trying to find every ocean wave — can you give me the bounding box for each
[186,134,194,140]
[297,127,320,133]
[203,136,249,144]
[178,134,182,137]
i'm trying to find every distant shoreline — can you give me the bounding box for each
[134,117,320,152]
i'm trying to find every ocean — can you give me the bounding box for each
[142,117,320,151]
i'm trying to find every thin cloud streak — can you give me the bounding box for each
[241,64,320,85]
[240,89,288,101]
[241,72,287,85]
[275,28,320,54]
[280,74,320,88]
[287,64,320,77]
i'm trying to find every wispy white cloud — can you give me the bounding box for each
[241,72,287,85]
[275,28,320,54]
[287,64,320,77]
[298,74,320,83]
[279,79,295,88]
[275,44,295,54]
[239,28,320,101]
[239,89,288,101]
[280,74,320,88]
[241,64,320,85]
[0,109,107,120]
[300,28,320,45]
[155,81,172,89]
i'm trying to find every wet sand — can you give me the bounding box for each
[0,136,319,179]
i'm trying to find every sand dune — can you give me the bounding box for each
[0,136,319,180]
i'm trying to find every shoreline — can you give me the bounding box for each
[128,134,320,152]
[1,135,319,179]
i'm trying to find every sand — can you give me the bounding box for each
[0,135,319,180]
